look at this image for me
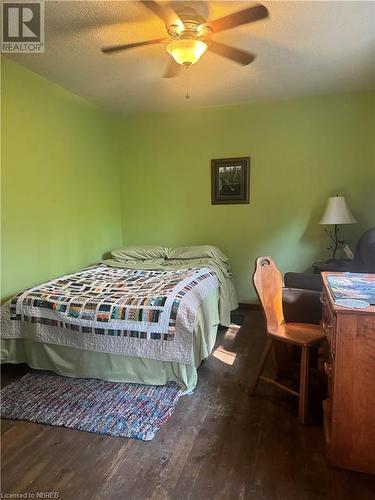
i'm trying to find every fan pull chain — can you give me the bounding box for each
[185,64,190,99]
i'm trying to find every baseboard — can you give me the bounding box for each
[238,302,261,310]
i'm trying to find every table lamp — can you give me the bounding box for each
[319,195,357,262]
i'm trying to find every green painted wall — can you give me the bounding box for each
[1,58,122,301]
[2,57,374,304]
[116,92,375,302]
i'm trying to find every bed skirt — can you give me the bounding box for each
[1,290,220,393]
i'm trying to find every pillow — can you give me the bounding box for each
[111,245,168,261]
[167,245,230,264]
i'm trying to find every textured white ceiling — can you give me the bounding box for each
[6,0,375,113]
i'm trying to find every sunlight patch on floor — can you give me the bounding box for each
[223,324,241,339]
[213,324,241,365]
[212,346,237,366]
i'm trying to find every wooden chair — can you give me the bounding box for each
[249,256,326,424]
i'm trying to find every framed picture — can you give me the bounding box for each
[211,157,250,205]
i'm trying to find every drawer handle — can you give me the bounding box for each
[324,361,332,377]
[322,320,332,334]
[320,294,327,305]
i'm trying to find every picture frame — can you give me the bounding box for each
[211,157,250,205]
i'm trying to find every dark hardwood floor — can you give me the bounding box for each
[1,309,375,500]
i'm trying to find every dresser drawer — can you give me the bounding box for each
[324,353,335,400]
[321,292,336,355]
[323,398,332,446]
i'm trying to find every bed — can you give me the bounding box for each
[1,246,238,392]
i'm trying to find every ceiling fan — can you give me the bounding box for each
[101,1,269,78]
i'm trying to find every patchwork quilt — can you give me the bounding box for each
[0,265,219,363]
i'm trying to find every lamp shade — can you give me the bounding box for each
[319,196,357,225]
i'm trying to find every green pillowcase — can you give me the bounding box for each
[167,245,230,265]
[111,245,168,261]
[111,245,230,269]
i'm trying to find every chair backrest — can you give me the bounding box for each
[253,256,285,330]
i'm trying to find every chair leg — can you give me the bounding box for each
[249,338,273,396]
[298,345,310,425]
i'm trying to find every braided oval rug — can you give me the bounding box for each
[1,371,182,441]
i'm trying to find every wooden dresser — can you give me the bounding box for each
[321,272,375,475]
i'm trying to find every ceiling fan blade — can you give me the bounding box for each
[101,38,166,54]
[163,59,182,78]
[140,1,183,28]
[208,40,256,65]
[208,4,268,33]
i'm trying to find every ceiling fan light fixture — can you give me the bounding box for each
[166,39,207,66]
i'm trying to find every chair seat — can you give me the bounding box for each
[267,322,325,346]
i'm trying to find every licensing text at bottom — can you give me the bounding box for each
[1,493,59,499]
